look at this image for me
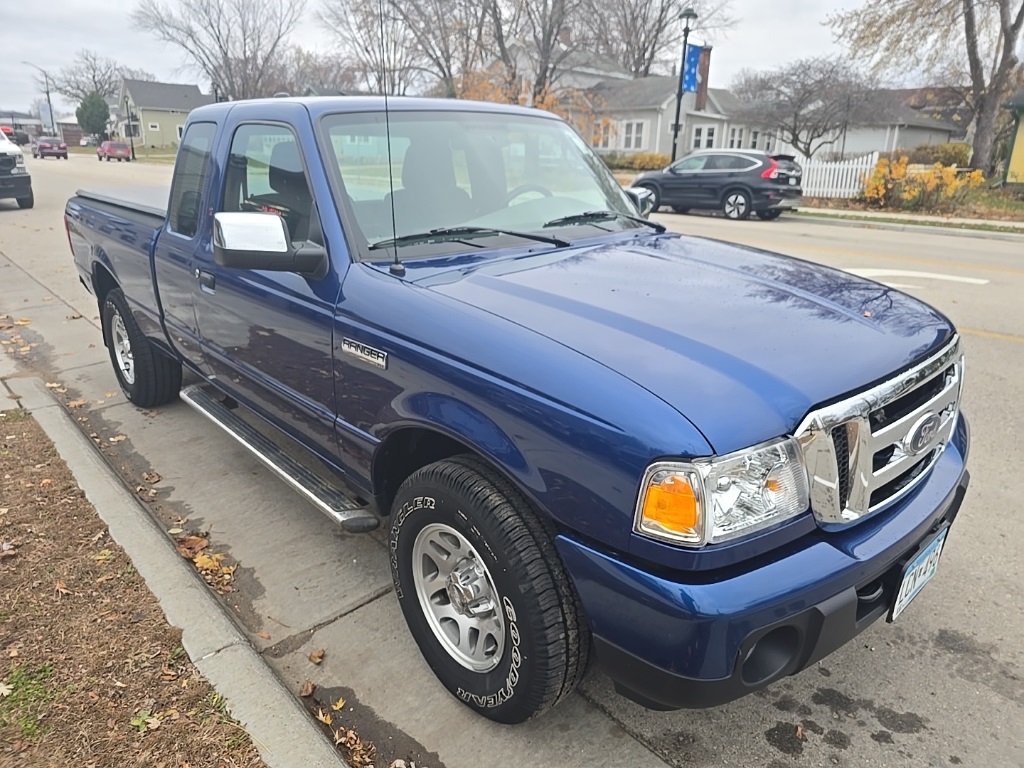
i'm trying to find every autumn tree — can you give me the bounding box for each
[264,47,361,97]
[582,0,735,77]
[319,0,425,95]
[76,92,111,138]
[50,50,156,102]
[828,0,1024,171]
[133,0,305,100]
[732,57,872,158]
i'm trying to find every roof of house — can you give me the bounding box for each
[849,88,969,134]
[560,49,632,79]
[590,76,676,111]
[303,85,349,97]
[707,88,743,115]
[1007,90,1024,109]
[123,79,213,112]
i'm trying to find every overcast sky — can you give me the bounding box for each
[0,0,846,115]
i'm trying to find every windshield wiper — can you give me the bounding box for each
[369,226,569,251]
[542,210,666,232]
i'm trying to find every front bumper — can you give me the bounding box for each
[0,174,32,200]
[556,415,969,710]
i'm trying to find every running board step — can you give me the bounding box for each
[180,384,379,533]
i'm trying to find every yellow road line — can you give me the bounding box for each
[960,327,1024,343]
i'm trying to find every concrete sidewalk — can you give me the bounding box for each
[797,205,1024,231]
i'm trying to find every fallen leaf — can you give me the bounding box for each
[193,552,224,571]
[143,471,162,484]
[17,346,30,353]
[39,478,52,487]
[67,399,88,408]
[299,680,315,697]
[94,549,114,563]
[14,319,31,326]
[331,696,346,711]
[175,536,208,558]
[66,313,83,320]
[257,631,271,640]
[45,382,62,389]
[0,683,11,698]
[795,723,805,741]
[167,527,184,535]
[309,648,326,665]
[42,296,53,302]
[54,580,70,596]
[109,434,127,443]
[113,680,127,688]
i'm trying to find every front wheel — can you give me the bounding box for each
[723,189,752,220]
[101,288,182,407]
[389,456,589,724]
[756,209,783,221]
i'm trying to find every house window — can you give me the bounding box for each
[729,127,743,148]
[750,130,759,149]
[177,125,185,139]
[124,123,139,138]
[148,122,160,132]
[693,125,715,149]
[622,121,644,150]
[594,121,611,149]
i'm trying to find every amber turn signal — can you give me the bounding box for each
[638,471,702,543]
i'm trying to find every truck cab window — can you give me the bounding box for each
[167,122,216,238]
[222,124,317,243]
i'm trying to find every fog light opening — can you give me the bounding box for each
[740,625,800,686]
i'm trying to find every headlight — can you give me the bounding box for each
[634,437,809,547]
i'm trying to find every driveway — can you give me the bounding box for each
[2,155,1022,768]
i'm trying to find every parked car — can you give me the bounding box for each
[80,135,99,147]
[633,149,803,220]
[65,97,968,725]
[32,136,68,159]
[97,141,132,161]
[0,130,33,208]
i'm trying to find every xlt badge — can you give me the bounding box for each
[342,338,388,370]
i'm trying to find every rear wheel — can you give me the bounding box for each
[389,456,589,724]
[16,191,34,210]
[671,206,690,214]
[97,155,102,162]
[101,288,182,407]
[723,189,752,220]
[756,209,783,221]
[105,156,111,162]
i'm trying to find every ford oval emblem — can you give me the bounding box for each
[906,412,941,455]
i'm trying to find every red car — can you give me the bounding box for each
[97,141,132,162]
[32,137,68,159]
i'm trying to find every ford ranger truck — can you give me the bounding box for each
[64,97,970,724]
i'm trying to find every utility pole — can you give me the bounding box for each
[22,61,56,135]
[670,8,698,163]
[124,96,137,161]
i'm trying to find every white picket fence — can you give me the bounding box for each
[801,152,879,199]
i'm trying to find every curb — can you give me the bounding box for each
[4,376,347,768]
[792,213,1024,242]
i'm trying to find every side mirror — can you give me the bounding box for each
[625,187,656,218]
[212,212,326,278]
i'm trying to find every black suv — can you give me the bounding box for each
[633,150,802,220]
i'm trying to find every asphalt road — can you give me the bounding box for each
[2,155,1022,768]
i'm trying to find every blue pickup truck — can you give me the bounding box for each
[65,97,970,724]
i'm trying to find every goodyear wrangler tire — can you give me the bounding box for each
[389,456,589,724]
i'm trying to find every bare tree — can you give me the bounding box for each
[49,50,156,102]
[828,0,1024,171]
[732,57,872,158]
[319,0,425,94]
[264,47,361,96]
[384,0,490,98]
[519,0,587,102]
[132,0,305,100]
[583,0,735,78]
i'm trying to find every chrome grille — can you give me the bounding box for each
[795,337,963,525]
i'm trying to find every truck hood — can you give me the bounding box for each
[417,234,953,454]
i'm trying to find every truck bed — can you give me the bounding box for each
[76,186,168,219]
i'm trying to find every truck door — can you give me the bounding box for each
[190,112,343,463]
[153,121,218,368]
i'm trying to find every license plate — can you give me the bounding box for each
[890,528,948,621]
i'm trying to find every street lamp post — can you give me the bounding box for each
[124,97,137,161]
[21,61,57,135]
[670,7,699,163]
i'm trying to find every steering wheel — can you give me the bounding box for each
[506,184,554,205]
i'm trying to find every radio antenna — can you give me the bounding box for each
[378,0,405,276]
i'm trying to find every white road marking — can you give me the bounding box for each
[845,268,989,286]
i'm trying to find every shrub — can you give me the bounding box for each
[906,142,972,167]
[600,151,670,171]
[862,155,985,212]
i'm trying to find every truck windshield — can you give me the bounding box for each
[320,109,640,257]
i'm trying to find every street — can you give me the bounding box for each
[2,155,1022,768]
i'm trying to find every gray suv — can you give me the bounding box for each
[633,150,803,220]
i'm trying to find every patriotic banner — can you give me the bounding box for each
[682,44,703,93]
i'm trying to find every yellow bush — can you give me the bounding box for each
[861,157,984,212]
